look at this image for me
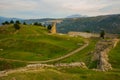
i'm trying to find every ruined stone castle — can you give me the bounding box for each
[50,22,56,34]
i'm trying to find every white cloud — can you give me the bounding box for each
[0,0,38,11]
[0,0,120,18]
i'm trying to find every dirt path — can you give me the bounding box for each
[29,42,89,63]
[0,41,89,64]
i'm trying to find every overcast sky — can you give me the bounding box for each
[0,0,120,19]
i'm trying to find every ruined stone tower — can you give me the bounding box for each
[50,22,56,34]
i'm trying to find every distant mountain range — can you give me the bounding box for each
[0,14,120,34]
[66,14,87,18]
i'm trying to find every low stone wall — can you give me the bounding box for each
[0,62,87,77]
[68,32,99,38]
[55,62,87,68]
[26,62,87,69]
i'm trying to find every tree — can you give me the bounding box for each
[34,22,38,25]
[14,23,20,30]
[85,30,90,33]
[47,24,52,30]
[100,29,105,39]
[4,21,9,25]
[2,22,5,25]
[15,20,20,24]
[43,25,46,27]
[38,23,42,26]
[23,22,27,25]
[10,20,14,24]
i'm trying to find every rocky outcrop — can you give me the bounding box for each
[92,39,119,71]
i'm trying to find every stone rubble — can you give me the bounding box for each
[26,62,87,69]
[0,62,87,77]
[92,39,119,71]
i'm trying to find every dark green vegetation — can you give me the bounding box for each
[109,41,120,69]
[14,23,20,30]
[1,68,120,80]
[0,24,83,61]
[0,60,27,71]
[57,14,120,34]
[100,30,105,39]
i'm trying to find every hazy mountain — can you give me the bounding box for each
[24,18,56,24]
[0,16,23,25]
[66,14,87,18]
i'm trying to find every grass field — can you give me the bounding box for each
[52,38,99,68]
[1,67,120,80]
[0,24,84,61]
[109,41,120,69]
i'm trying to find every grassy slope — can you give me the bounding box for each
[109,41,120,69]
[0,24,84,70]
[53,38,98,68]
[1,68,120,80]
[0,24,84,61]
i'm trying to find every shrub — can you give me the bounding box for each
[14,23,20,30]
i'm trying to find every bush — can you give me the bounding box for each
[2,22,5,25]
[10,20,14,24]
[15,20,21,24]
[14,23,20,30]
[47,24,52,30]
[23,22,27,25]
[100,30,105,39]
[34,22,38,25]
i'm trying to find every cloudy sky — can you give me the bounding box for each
[0,0,120,19]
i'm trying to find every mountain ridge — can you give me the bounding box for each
[66,14,87,18]
[57,14,120,34]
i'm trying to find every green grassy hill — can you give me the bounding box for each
[0,24,84,70]
[0,24,84,61]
